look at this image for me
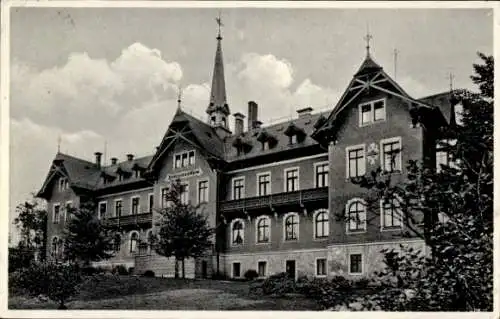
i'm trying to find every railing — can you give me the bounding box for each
[220,187,328,213]
[102,212,153,227]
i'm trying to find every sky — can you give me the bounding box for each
[7,6,493,241]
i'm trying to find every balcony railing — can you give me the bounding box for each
[102,212,153,227]
[220,187,328,213]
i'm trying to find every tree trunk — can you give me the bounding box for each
[174,259,179,279]
[58,300,67,310]
[182,259,185,279]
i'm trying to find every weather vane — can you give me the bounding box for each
[177,85,183,109]
[216,11,223,39]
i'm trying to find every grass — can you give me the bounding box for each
[9,275,321,310]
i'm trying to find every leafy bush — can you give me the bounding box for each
[260,272,297,296]
[143,270,155,277]
[128,267,135,275]
[111,265,129,275]
[244,269,259,281]
[10,261,83,309]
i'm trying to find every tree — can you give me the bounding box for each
[347,53,493,311]
[153,180,213,279]
[13,195,47,261]
[63,201,115,266]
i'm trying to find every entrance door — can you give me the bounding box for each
[202,261,208,279]
[285,260,296,280]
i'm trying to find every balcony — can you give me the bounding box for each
[220,187,328,213]
[102,212,153,228]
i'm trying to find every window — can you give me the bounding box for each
[381,137,402,172]
[188,151,195,166]
[290,134,298,145]
[134,170,141,178]
[174,154,181,169]
[347,200,366,232]
[131,197,140,215]
[258,261,267,277]
[359,99,386,126]
[114,234,121,252]
[146,230,154,254]
[174,151,195,169]
[257,173,271,196]
[231,219,244,245]
[115,200,122,218]
[52,237,63,259]
[381,198,402,229]
[314,210,329,239]
[315,162,329,187]
[98,202,107,220]
[232,177,245,200]
[53,204,60,224]
[284,168,299,192]
[130,232,138,253]
[65,201,73,221]
[256,217,270,243]
[232,262,241,278]
[284,213,299,241]
[436,139,457,172]
[262,141,270,151]
[161,188,169,208]
[180,183,189,205]
[198,180,209,204]
[181,153,188,167]
[148,194,154,213]
[118,173,124,182]
[349,253,363,274]
[59,178,69,191]
[316,258,327,277]
[346,145,365,178]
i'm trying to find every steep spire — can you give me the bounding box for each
[206,12,229,117]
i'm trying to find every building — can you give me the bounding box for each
[36,22,460,280]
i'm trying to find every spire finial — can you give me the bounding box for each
[177,85,183,109]
[57,135,61,153]
[364,24,373,57]
[449,72,455,92]
[216,11,223,40]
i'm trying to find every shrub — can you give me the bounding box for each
[244,269,259,281]
[128,267,135,275]
[111,265,128,275]
[143,270,155,277]
[260,272,297,296]
[8,247,35,273]
[10,261,83,309]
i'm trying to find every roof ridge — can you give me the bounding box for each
[55,152,96,166]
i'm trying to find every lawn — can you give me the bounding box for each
[9,275,322,310]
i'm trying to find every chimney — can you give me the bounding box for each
[111,157,118,165]
[297,107,313,118]
[94,152,102,169]
[248,101,259,130]
[126,154,134,161]
[233,112,245,135]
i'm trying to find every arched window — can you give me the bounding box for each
[231,219,244,245]
[314,209,329,239]
[130,231,139,253]
[256,216,270,243]
[114,233,122,252]
[346,199,366,232]
[284,213,299,241]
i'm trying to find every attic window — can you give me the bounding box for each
[359,99,386,126]
[284,123,306,145]
[232,137,252,156]
[290,135,298,144]
[262,141,270,151]
[58,178,69,192]
[135,170,141,178]
[101,176,107,185]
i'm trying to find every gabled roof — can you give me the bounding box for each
[146,108,225,175]
[354,54,383,77]
[418,91,456,124]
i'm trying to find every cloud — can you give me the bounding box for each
[9,45,339,229]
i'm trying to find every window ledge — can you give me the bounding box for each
[315,274,327,278]
[348,272,364,276]
[256,242,271,246]
[380,226,403,232]
[346,230,367,235]
[313,237,329,242]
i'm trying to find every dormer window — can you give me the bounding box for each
[134,170,141,178]
[118,173,124,182]
[58,178,69,191]
[262,141,270,151]
[101,176,107,185]
[284,122,306,145]
[359,99,386,126]
[256,129,277,151]
[290,134,298,144]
